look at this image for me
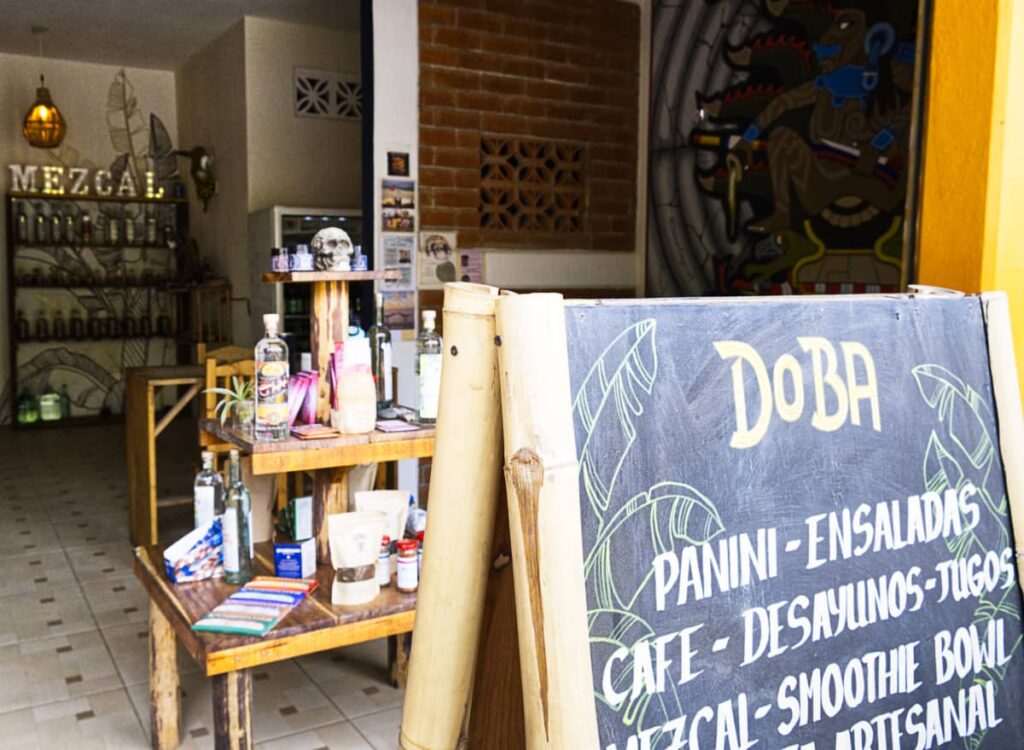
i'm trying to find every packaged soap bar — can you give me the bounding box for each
[274,537,316,579]
[164,519,223,583]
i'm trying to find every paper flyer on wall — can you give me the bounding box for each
[419,231,458,289]
[383,291,416,331]
[382,235,415,291]
[458,250,485,284]
[381,179,416,232]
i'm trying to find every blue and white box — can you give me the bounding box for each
[274,537,316,579]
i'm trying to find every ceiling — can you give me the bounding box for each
[0,0,360,70]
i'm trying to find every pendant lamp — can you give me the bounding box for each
[22,27,66,149]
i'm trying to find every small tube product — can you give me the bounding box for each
[328,511,388,605]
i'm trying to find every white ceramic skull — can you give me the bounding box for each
[311,226,354,271]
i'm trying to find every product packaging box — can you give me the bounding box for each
[292,495,313,541]
[274,537,316,579]
[164,519,223,583]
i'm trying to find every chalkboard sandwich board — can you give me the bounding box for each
[495,291,1024,750]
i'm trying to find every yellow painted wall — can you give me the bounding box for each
[918,0,1024,396]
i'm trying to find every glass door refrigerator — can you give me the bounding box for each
[248,206,364,371]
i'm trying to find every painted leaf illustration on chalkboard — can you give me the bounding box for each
[585,481,725,611]
[912,364,1022,750]
[589,608,680,744]
[573,319,658,528]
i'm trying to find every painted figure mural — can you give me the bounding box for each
[649,0,921,296]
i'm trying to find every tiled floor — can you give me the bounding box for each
[0,420,403,749]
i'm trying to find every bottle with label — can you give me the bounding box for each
[108,216,120,246]
[377,535,392,586]
[81,213,92,244]
[397,539,419,593]
[64,214,75,244]
[222,449,253,584]
[33,212,46,244]
[416,310,442,424]
[369,292,393,413]
[255,313,290,441]
[193,450,224,528]
[124,215,136,245]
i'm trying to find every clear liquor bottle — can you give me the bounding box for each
[415,310,442,424]
[255,313,289,441]
[193,450,225,528]
[222,449,253,585]
[369,292,393,413]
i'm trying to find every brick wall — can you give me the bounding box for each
[418,0,640,251]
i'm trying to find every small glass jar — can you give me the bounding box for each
[377,535,392,586]
[396,539,418,593]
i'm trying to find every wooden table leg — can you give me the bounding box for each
[212,670,253,750]
[149,601,180,750]
[388,633,413,688]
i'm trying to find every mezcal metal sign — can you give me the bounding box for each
[564,296,1024,750]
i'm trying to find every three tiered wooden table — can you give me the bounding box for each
[135,269,434,749]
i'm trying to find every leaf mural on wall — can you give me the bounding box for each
[911,364,1022,750]
[573,319,658,528]
[149,113,179,185]
[106,69,147,187]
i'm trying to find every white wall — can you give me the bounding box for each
[0,53,178,417]
[374,0,420,495]
[176,21,250,344]
[245,17,362,213]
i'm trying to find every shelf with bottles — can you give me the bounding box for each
[9,195,183,248]
[14,309,174,345]
[9,191,187,205]
[14,242,175,251]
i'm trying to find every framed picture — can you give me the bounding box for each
[388,151,410,177]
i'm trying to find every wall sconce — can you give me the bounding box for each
[22,26,66,149]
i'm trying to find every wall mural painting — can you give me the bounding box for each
[0,69,185,423]
[648,0,921,296]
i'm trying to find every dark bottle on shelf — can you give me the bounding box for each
[98,312,112,339]
[15,310,30,341]
[123,315,136,338]
[87,312,100,339]
[52,310,67,340]
[93,215,105,245]
[50,214,62,244]
[108,217,120,246]
[33,213,46,244]
[108,315,121,338]
[34,313,49,341]
[139,314,152,337]
[47,266,62,286]
[125,216,136,245]
[81,213,93,244]
[16,203,28,243]
[156,312,171,337]
[69,309,85,339]
[146,217,157,245]
[59,385,71,420]
[64,214,76,244]
[29,268,44,287]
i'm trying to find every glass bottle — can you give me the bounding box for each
[52,310,67,340]
[64,214,75,244]
[69,308,84,339]
[125,216,136,245]
[50,214,62,244]
[255,313,289,441]
[15,310,30,341]
[33,212,46,244]
[145,217,157,245]
[34,311,49,341]
[108,216,120,246]
[193,450,225,529]
[222,449,253,584]
[16,203,28,243]
[81,213,93,244]
[415,310,443,424]
[369,292,393,413]
[59,384,71,420]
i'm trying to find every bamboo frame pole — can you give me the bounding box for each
[399,283,504,750]
[982,292,1024,580]
[494,292,599,748]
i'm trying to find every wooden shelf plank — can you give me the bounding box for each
[134,543,417,676]
[262,270,401,283]
[199,418,435,474]
[9,191,187,205]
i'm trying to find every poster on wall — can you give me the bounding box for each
[647,0,924,297]
[381,179,416,232]
[387,151,410,177]
[458,250,485,284]
[381,235,415,291]
[383,291,415,331]
[418,231,458,289]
